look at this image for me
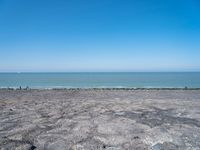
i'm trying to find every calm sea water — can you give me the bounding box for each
[0,72,200,88]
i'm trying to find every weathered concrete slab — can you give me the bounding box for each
[0,89,200,150]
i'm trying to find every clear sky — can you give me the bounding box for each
[0,0,200,72]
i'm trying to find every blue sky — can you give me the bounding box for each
[0,0,200,72]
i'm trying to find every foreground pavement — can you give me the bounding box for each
[0,89,200,150]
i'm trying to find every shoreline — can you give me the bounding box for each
[1,87,200,90]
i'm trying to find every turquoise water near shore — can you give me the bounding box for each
[0,72,200,88]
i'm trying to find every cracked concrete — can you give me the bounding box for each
[0,89,200,150]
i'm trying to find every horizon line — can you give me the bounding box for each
[0,71,200,73]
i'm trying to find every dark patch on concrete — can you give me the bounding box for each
[102,144,106,148]
[29,145,37,150]
[115,107,200,128]
[0,137,36,149]
[133,136,140,139]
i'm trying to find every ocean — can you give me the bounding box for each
[0,72,200,89]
